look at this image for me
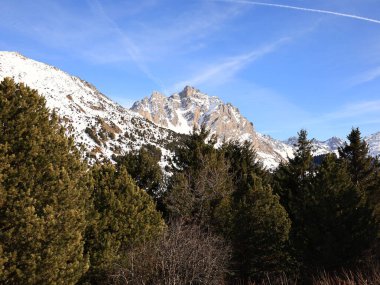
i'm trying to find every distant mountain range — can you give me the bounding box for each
[0,51,379,169]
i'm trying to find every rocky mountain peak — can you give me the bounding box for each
[179,85,200,98]
[151,91,166,99]
[324,137,344,150]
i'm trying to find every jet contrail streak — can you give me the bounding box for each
[213,0,380,25]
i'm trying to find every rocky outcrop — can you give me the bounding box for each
[132,86,259,145]
[131,86,292,168]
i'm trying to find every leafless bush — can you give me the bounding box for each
[109,220,231,285]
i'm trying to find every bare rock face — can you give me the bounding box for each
[131,86,295,168]
[131,86,259,145]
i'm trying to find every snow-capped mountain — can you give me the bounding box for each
[285,136,345,156]
[131,86,259,145]
[310,137,345,156]
[131,87,296,168]
[0,51,378,170]
[0,51,179,166]
[366,132,380,157]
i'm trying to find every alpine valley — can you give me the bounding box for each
[1,51,379,169]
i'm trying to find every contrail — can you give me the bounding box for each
[213,0,380,25]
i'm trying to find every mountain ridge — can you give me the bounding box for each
[0,51,180,169]
[0,51,379,169]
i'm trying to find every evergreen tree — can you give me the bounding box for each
[164,127,233,227]
[274,130,314,204]
[232,177,291,281]
[0,78,89,284]
[339,128,375,190]
[172,125,217,171]
[114,145,163,198]
[371,158,380,231]
[222,140,269,201]
[220,141,291,280]
[84,163,165,283]
[339,128,380,252]
[273,129,315,266]
[303,154,376,269]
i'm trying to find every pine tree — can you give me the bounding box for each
[371,158,380,231]
[339,128,380,250]
[172,125,217,171]
[339,128,375,190]
[222,140,269,201]
[273,129,315,266]
[274,130,314,219]
[232,177,291,281]
[113,145,163,199]
[0,78,89,284]
[303,154,376,269]
[84,163,165,283]
[165,127,233,227]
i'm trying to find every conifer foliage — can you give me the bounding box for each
[113,145,163,199]
[232,179,291,279]
[223,141,291,280]
[339,128,376,190]
[304,154,376,269]
[0,78,89,284]
[84,163,165,284]
[165,127,233,226]
[274,129,377,272]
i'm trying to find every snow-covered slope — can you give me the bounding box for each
[0,51,179,165]
[366,132,380,157]
[256,134,295,167]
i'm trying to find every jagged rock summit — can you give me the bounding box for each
[131,86,298,168]
[131,86,259,145]
[0,51,178,164]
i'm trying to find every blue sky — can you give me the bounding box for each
[1,0,380,140]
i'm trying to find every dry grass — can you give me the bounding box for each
[229,262,380,285]
[313,264,380,285]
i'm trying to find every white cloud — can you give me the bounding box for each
[303,100,380,129]
[350,66,380,86]
[326,100,380,119]
[170,37,291,91]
